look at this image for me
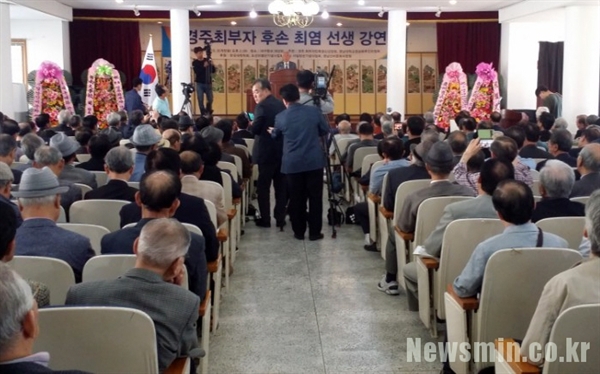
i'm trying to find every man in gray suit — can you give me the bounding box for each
[33,146,81,214]
[402,158,515,307]
[50,133,97,189]
[378,142,475,296]
[66,218,201,372]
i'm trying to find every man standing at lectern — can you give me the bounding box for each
[297,70,334,115]
[192,46,216,116]
[251,79,287,229]
[275,51,297,70]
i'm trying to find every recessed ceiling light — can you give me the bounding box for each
[249,8,257,18]
[449,0,457,4]
[321,9,329,19]
[358,0,365,5]
[157,21,162,24]
[406,22,410,26]
[216,0,222,3]
[336,22,342,26]
[230,21,237,25]
[115,0,124,3]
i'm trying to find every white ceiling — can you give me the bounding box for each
[56,0,523,13]
[9,4,61,19]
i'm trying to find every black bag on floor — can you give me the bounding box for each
[327,207,344,226]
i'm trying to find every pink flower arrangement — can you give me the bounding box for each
[433,62,468,129]
[468,62,501,123]
[32,61,74,126]
[84,59,125,129]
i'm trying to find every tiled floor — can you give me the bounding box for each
[209,200,442,374]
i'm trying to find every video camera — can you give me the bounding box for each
[313,71,328,99]
[181,82,195,97]
[204,40,212,60]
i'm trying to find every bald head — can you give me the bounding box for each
[138,170,182,213]
[338,120,352,134]
[162,129,181,152]
[578,143,600,175]
[180,151,203,175]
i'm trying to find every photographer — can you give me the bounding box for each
[297,70,334,115]
[192,46,216,116]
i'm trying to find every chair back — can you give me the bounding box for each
[234,144,250,158]
[436,219,504,320]
[57,223,110,255]
[19,155,30,163]
[474,248,582,369]
[333,137,355,160]
[532,158,546,165]
[392,179,432,223]
[352,146,377,173]
[74,183,93,199]
[69,199,130,232]
[361,154,383,177]
[75,154,92,163]
[33,307,160,373]
[12,161,28,168]
[8,256,75,305]
[530,169,540,180]
[221,171,233,209]
[127,181,140,189]
[543,304,600,374]
[82,255,136,283]
[91,171,108,187]
[570,196,589,205]
[414,196,473,246]
[536,217,585,250]
[204,199,218,228]
[244,138,255,154]
[531,179,542,195]
[58,206,67,223]
[217,161,237,181]
[230,155,243,179]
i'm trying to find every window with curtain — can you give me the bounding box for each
[537,41,564,94]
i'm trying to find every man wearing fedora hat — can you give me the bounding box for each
[33,146,82,213]
[13,167,95,282]
[130,124,163,182]
[49,133,97,189]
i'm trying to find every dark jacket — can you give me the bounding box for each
[84,179,137,202]
[520,144,554,159]
[0,362,88,374]
[11,167,22,184]
[192,59,216,84]
[531,197,585,223]
[232,129,253,140]
[119,193,218,262]
[403,137,421,158]
[52,123,75,137]
[124,89,146,114]
[273,102,329,174]
[251,95,286,165]
[101,218,207,300]
[570,172,600,197]
[383,164,431,211]
[75,157,105,172]
[537,152,577,171]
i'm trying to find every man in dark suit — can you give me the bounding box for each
[273,84,329,240]
[537,129,578,170]
[519,122,554,159]
[66,218,200,372]
[533,160,585,222]
[274,51,297,70]
[571,143,600,197]
[0,264,88,374]
[232,112,254,141]
[402,116,425,158]
[102,171,207,299]
[0,134,22,184]
[13,168,94,282]
[124,78,147,115]
[250,78,287,228]
[119,148,218,262]
[85,146,137,202]
[75,134,110,172]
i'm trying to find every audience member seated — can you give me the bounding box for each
[199,126,236,165]
[533,160,585,222]
[538,112,555,144]
[202,141,242,199]
[571,143,600,197]
[232,113,253,141]
[13,168,94,282]
[74,129,93,155]
[453,180,568,298]
[13,133,43,171]
[53,110,75,136]
[375,115,394,140]
[552,117,569,131]
[130,124,163,182]
[0,265,83,373]
[180,134,220,183]
[329,120,358,156]
[74,134,111,172]
[454,137,533,195]
[69,114,83,134]
[0,162,22,226]
[0,134,22,184]
[34,114,50,133]
[158,119,178,134]
[490,111,503,132]
[49,133,96,189]
[520,190,600,365]
[84,147,137,202]
[162,129,181,152]
[82,115,98,134]
[402,116,425,158]
[447,131,467,166]
[570,125,600,158]
[215,119,252,180]
[574,114,587,139]
[459,117,477,141]
[519,122,554,159]
[180,151,227,227]
[119,148,218,261]
[537,129,577,170]
[343,121,379,172]
[33,146,81,212]
[504,125,537,170]
[355,138,409,251]
[101,171,207,299]
[67,219,200,372]
[178,115,195,136]
[378,142,474,296]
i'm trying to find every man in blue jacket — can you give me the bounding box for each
[272,84,330,240]
[124,78,147,115]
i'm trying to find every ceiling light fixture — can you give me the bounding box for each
[321,8,329,19]
[268,0,322,28]
[449,0,457,4]
[435,7,442,17]
[336,22,342,26]
[133,5,140,16]
[378,7,385,17]
[249,8,258,18]
[358,0,365,5]
[195,9,201,16]
[115,0,124,3]
[216,0,223,3]
[230,21,237,25]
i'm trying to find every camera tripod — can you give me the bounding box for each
[180,93,193,117]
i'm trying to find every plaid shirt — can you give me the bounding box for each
[453,161,534,195]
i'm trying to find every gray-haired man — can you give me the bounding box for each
[84,146,137,202]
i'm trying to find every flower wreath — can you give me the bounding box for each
[32,61,75,126]
[433,62,468,130]
[84,59,125,129]
[467,62,501,123]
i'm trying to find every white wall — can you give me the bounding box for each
[500,8,565,109]
[11,19,71,75]
[407,23,436,52]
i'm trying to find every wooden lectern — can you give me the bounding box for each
[246,69,298,113]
